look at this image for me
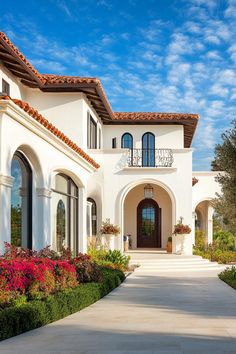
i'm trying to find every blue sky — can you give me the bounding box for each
[1,0,236,170]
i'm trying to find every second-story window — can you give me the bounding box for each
[142,132,155,167]
[121,133,133,149]
[2,79,10,96]
[87,113,97,149]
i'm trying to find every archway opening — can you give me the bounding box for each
[123,183,172,249]
[195,199,214,244]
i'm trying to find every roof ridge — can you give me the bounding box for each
[0,95,99,169]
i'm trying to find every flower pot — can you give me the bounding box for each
[102,234,116,250]
[172,234,192,255]
[166,241,172,253]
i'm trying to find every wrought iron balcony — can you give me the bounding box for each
[127,148,174,167]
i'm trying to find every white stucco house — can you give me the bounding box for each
[0,32,221,255]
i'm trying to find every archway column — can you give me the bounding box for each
[36,188,52,250]
[207,204,214,245]
[0,174,14,254]
[79,188,87,253]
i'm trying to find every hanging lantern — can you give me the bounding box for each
[144,184,154,199]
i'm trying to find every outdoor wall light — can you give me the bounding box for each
[144,184,154,199]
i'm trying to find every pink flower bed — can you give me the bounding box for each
[0,243,81,306]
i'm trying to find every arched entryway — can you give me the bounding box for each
[123,181,174,249]
[137,198,161,248]
[194,199,214,244]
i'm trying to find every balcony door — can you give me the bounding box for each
[142,132,155,167]
[137,199,161,248]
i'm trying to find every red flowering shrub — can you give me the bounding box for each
[72,253,103,283]
[0,243,104,308]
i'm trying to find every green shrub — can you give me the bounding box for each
[88,248,130,271]
[213,230,235,251]
[195,230,207,250]
[0,268,125,341]
[219,266,236,290]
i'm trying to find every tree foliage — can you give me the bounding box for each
[212,120,236,234]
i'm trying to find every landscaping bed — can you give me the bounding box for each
[0,244,128,341]
[218,266,236,291]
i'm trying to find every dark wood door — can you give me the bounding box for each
[137,199,161,248]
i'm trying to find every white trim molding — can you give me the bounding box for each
[37,188,52,198]
[0,174,14,188]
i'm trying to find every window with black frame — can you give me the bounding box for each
[87,113,97,149]
[121,133,133,149]
[11,151,32,248]
[52,174,78,253]
[87,198,97,236]
[142,132,155,167]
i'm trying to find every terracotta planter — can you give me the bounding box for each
[166,241,172,253]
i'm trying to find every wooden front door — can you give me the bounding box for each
[137,199,161,248]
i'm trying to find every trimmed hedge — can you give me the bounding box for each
[218,266,236,290]
[0,268,125,341]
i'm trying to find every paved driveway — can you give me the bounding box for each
[0,254,236,354]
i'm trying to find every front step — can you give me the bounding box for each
[128,254,226,273]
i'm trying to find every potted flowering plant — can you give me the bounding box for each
[172,217,192,255]
[100,220,120,250]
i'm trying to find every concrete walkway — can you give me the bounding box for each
[1,252,236,354]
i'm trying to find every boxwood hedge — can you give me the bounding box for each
[0,268,125,341]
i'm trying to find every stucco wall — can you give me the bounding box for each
[90,147,193,251]
[0,63,27,99]
[0,100,96,253]
[25,90,102,151]
[192,172,222,210]
[103,125,184,149]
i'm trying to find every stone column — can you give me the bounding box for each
[79,188,87,253]
[87,201,92,237]
[0,174,14,254]
[207,203,214,245]
[192,211,196,245]
[36,188,52,250]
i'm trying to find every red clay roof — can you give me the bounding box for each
[0,32,45,85]
[114,112,199,121]
[0,32,200,147]
[112,112,199,148]
[0,95,99,169]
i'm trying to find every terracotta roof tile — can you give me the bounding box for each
[42,74,100,85]
[0,95,99,169]
[114,112,200,121]
[0,32,45,85]
[192,177,199,186]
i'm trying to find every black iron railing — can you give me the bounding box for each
[127,148,174,167]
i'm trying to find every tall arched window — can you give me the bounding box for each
[87,198,97,235]
[142,132,155,167]
[11,151,32,248]
[121,133,133,149]
[52,174,78,253]
[56,200,66,252]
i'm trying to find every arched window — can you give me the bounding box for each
[11,151,32,248]
[121,133,133,149]
[56,200,66,252]
[87,198,97,235]
[52,174,78,253]
[142,132,155,167]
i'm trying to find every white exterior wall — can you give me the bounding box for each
[25,90,102,151]
[90,147,193,251]
[0,63,27,99]
[103,125,184,149]
[192,172,222,209]
[0,99,96,253]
